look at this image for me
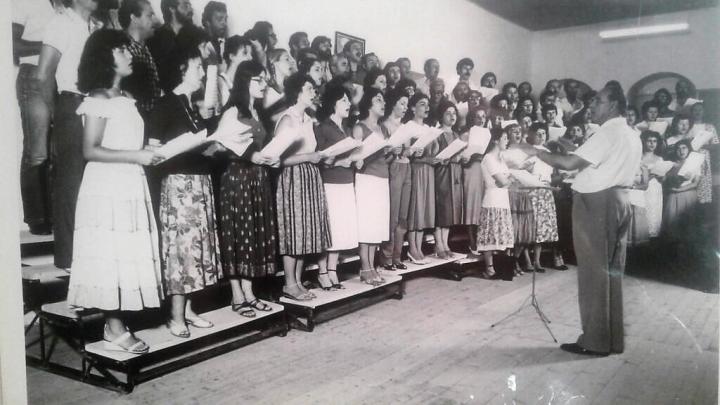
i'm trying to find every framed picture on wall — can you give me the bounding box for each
[335,31,365,56]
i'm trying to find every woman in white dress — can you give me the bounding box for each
[67,30,165,354]
[640,130,665,238]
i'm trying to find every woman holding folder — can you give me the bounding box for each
[505,123,535,274]
[314,84,358,289]
[353,87,393,285]
[379,89,412,270]
[640,130,665,238]
[148,46,224,336]
[405,92,438,264]
[275,73,331,301]
[526,126,559,272]
[662,139,700,243]
[68,30,164,353]
[217,60,280,317]
[461,107,489,253]
[476,128,514,278]
[433,100,464,259]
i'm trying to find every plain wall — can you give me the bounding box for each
[530,7,720,92]
[150,0,533,86]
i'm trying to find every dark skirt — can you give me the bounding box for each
[554,183,574,254]
[662,189,699,241]
[408,163,435,230]
[276,163,331,255]
[435,162,464,227]
[510,189,536,245]
[220,162,278,278]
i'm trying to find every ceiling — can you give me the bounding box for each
[471,0,719,31]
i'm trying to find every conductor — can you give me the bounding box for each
[511,84,641,356]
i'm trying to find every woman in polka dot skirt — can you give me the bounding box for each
[218,61,280,318]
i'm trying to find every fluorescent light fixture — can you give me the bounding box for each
[599,23,689,40]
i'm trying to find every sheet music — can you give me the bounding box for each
[410,127,443,150]
[349,132,388,161]
[435,138,467,160]
[548,126,566,141]
[386,122,418,147]
[156,129,210,160]
[479,86,498,99]
[691,130,714,150]
[509,169,547,187]
[648,120,669,134]
[501,148,529,169]
[678,152,705,178]
[649,160,675,177]
[320,137,362,157]
[203,64,219,112]
[501,120,518,128]
[261,133,300,160]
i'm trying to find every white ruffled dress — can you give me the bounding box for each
[67,96,163,311]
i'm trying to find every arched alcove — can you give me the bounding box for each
[627,72,696,111]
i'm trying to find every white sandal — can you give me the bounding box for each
[185,314,213,328]
[103,326,149,354]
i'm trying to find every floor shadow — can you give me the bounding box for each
[626,237,719,293]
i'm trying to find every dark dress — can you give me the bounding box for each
[219,110,278,278]
[434,131,464,227]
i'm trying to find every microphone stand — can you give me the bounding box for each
[491,256,557,342]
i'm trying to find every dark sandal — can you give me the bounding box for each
[231,301,256,318]
[248,298,272,312]
[393,262,407,270]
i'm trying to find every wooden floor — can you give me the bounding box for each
[24,263,719,405]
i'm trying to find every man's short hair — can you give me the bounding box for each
[542,103,558,116]
[224,35,252,65]
[603,84,627,115]
[342,39,361,54]
[201,1,226,25]
[160,0,179,23]
[289,31,308,49]
[502,82,517,94]
[119,0,150,30]
[456,57,474,74]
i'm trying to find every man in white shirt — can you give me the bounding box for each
[12,0,59,235]
[416,58,439,96]
[36,0,100,270]
[513,84,641,356]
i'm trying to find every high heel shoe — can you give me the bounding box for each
[407,252,428,265]
[360,269,382,286]
[381,263,396,271]
[317,271,335,291]
[328,269,345,289]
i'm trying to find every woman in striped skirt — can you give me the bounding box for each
[275,73,331,301]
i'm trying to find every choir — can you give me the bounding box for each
[12,0,717,354]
